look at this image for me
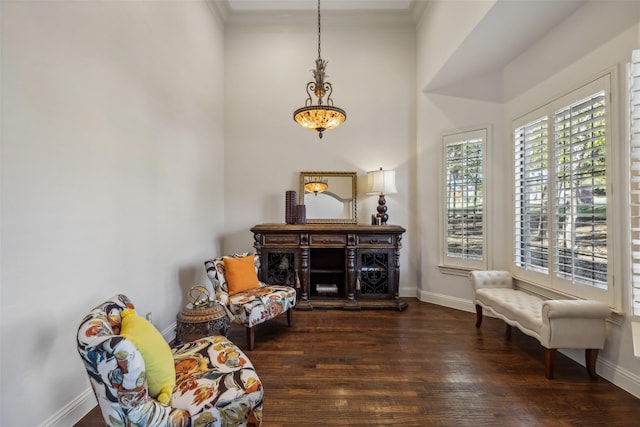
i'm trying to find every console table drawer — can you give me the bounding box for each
[357,234,393,245]
[263,234,299,245]
[310,234,346,245]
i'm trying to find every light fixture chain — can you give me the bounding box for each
[317,0,321,59]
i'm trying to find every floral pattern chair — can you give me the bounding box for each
[77,294,263,427]
[205,252,297,350]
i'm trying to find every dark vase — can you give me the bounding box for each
[285,191,296,224]
[295,204,306,224]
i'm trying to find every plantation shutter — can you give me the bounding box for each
[630,49,640,315]
[441,128,488,271]
[445,138,484,260]
[553,90,607,289]
[514,117,549,273]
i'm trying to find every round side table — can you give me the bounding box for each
[175,301,230,346]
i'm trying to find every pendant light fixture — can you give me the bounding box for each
[293,0,346,139]
[303,175,329,195]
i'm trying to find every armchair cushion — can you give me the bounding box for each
[224,254,260,295]
[228,285,296,327]
[171,336,263,421]
[120,309,175,404]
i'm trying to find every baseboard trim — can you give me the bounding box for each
[163,321,177,343]
[419,290,640,399]
[418,289,476,313]
[38,387,96,427]
[597,352,640,398]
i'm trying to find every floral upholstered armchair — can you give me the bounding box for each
[205,252,297,350]
[77,294,263,427]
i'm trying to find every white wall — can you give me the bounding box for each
[416,0,640,397]
[0,1,225,425]
[416,0,503,309]
[223,13,418,295]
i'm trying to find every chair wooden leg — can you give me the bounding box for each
[475,305,483,327]
[545,348,556,379]
[246,327,255,351]
[585,349,599,380]
[287,309,293,327]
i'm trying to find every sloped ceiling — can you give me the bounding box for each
[424,0,586,102]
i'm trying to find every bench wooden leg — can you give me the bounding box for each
[287,309,293,327]
[585,349,599,380]
[475,305,483,327]
[246,327,255,351]
[545,348,557,379]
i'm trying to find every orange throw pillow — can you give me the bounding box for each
[225,255,260,295]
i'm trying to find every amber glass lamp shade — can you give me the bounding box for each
[294,106,347,139]
[304,177,329,195]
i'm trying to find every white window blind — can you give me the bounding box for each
[513,73,612,306]
[630,49,640,315]
[553,91,607,289]
[514,117,549,273]
[445,139,483,260]
[441,128,488,270]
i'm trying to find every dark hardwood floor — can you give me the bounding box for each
[76,299,640,426]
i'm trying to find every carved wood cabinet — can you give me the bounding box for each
[250,223,407,310]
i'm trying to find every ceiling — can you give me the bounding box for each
[212,0,589,101]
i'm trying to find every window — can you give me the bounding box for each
[441,128,488,271]
[630,49,640,316]
[513,74,614,306]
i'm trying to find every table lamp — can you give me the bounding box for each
[367,167,397,225]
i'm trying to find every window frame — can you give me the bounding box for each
[512,71,619,310]
[439,127,490,272]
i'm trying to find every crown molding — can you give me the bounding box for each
[212,0,425,26]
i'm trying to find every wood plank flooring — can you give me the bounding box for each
[76,299,640,426]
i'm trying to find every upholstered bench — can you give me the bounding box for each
[470,270,610,379]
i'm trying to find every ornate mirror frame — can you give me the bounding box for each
[299,171,357,224]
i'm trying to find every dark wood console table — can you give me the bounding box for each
[250,223,407,311]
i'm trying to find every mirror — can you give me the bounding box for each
[299,171,357,223]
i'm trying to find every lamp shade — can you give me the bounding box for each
[303,176,329,195]
[366,168,397,195]
[294,106,346,135]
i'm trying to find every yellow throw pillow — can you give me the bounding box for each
[120,309,175,404]
[225,254,260,295]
